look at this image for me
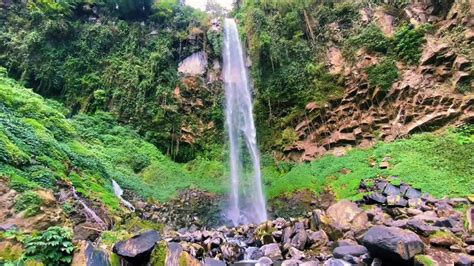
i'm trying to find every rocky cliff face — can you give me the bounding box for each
[282,2,473,162]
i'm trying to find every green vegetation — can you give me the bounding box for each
[24,226,74,265]
[149,241,168,266]
[393,24,432,64]
[14,191,43,217]
[367,58,399,91]
[262,128,474,200]
[0,0,222,162]
[0,70,226,206]
[345,24,391,55]
[414,255,436,266]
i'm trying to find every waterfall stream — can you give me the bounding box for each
[112,179,135,211]
[223,18,267,225]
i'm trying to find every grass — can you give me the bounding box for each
[262,129,474,200]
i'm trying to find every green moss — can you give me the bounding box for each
[149,241,168,266]
[414,255,436,266]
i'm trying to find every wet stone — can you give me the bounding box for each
[383,184,400,196]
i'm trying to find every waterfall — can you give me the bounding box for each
[112,179,135,211]
[223,18,267,225]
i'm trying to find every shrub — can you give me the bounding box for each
[346,24,391,54]
[24,226,74,266]
[14,191,43,217]
[393,24,430,64]
[367,58,399,91]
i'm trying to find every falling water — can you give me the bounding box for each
[112,179,135,211]
[223,18,267,225]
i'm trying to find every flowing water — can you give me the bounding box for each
[112,179,135,211]
[223,18,267,225]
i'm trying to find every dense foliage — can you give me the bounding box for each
[24,226,74,265]
[14,191,44,217]
[0,71,224,205]
[0,0,222,162]
[367,58,399,91]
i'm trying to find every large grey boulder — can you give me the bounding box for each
[363,226,424,263]
[112,230,160,265]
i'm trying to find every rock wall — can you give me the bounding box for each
[283,2,473,162]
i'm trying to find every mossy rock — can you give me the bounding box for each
[429,230,463,247]
[414,255,438,266]
[149,241,168,266]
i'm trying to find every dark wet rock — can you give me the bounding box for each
[112,230,160,265]
[307,230,329,249]
[405,219,439,236]
[366,192,386,204]
[404,187,422,199]
[310,210,322,230]
[290,229,308,250]
[333,245,368,259]
[383,184,400,196]
[375,181,388,192]
[455,254,474,266]
[220,242,244,262]
[434,217,458,228]
[363,225,424,262]
[260,243,282,261]
[72,241,110,266]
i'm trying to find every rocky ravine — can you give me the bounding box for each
[77,180,473,266]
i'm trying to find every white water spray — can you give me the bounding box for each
[112,179,135,211]
[223,18,267,225]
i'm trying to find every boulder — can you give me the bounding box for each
[287,247,305,260]
[220,242,244,262]
[72,241,110,266]
[362,226,424,262]
[429,231,462,247]
[112,230,161,264]
[260,243,282,261]
[333,245,368,259]
[290,229,308,250]
[307,230,329,249]
[324,200,367,239]
[366,193,386,204]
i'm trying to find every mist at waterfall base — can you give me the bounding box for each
[223,18,268,226]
